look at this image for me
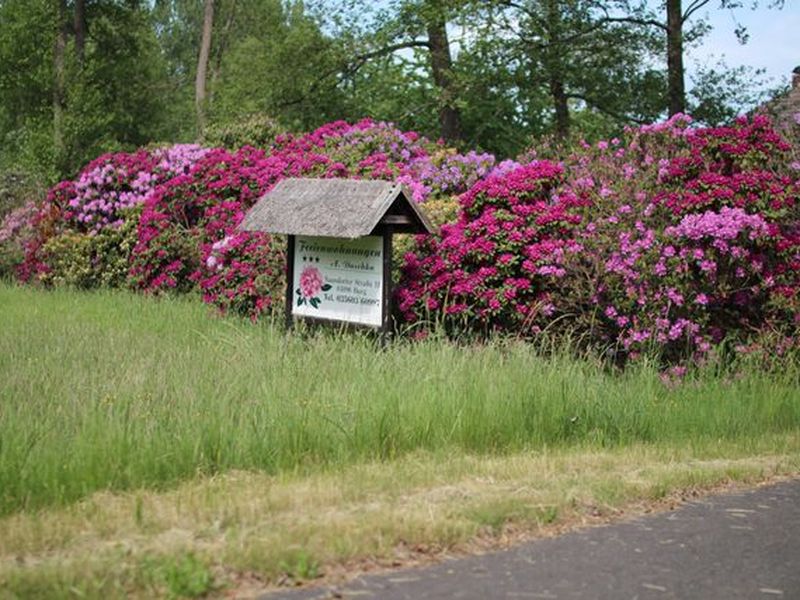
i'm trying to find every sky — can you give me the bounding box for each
[686,2,798,90]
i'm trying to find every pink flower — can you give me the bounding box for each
[299,266,324,298]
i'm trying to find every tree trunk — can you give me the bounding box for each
[209,0,237,105]
[195,0,214,137]
[549,74,570,139]
[666,0,685,115]
[426,15,462,144]
[545,0,569,138]
[53,0,68,169]
[74,0,86,67]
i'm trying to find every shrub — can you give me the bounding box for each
[0,201,39,279]
[303,119,496,202]
[61,144,210,233]
[127,146,297,304]
[20,144,210,288]
[37,212,139,288]
[396,161,590,336]
[563,114,799,362]
[398,114,800,364]
[202,113,284,150]
[131,119,500,319]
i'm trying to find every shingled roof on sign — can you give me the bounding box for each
[238,178,436,238]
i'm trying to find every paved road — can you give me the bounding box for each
[262,478,800,599]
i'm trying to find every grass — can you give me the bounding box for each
[1,282,799,597]
[1,443,798,598]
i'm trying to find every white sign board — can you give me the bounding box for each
[292,235,383,327]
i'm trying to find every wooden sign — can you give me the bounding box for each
[238,178,435,336]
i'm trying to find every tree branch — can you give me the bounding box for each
[682,0,713,23]
[599,15,668,32]
[274,39,430,111]
[566,92,649,125]
[355,39,431,63]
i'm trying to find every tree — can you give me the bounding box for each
[74,0,86,66]
[207,1,350,130]
[425,6,462,143]
[316,0,468,144]
[0,0,175,179]
[195,0,214,135]
[469,0,666,139]
[54,0,68,170]
[620,0,784,116]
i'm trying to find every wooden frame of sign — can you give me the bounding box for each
[238,178,435,339]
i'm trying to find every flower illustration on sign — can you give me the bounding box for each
[296,266,331,309]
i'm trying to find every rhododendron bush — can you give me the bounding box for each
[13,119,495,320]
[0,201,38,278]
[397,161,589,335]
[6,113,799,363]
[18,144,210,286]
[398,114,800,363]
[130,119,495,318]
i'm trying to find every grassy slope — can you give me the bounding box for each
[1,283,799,597]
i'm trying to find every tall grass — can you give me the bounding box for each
[1,283,799,515]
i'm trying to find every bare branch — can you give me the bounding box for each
[682,0,713,23]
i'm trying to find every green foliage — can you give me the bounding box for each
[279,550,320,581]
[38,212,139,289]
[60,3,176,172]
[201,113,284,149]
[139,552,215,599]
[0,0,786,171]
[0,0,178,181]
[0,244,24,281]
[209,1,349,131]
[689,62,771,125]
[161,553,215,599]
[464,0,667,139]
[0,169,46,220]
[0,0,59,181]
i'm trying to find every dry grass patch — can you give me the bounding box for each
[2,438,799,598]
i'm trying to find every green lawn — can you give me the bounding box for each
[1,283,799,598]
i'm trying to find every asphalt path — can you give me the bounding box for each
[261,478,800,600]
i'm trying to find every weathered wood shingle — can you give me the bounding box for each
[238,178,435,238]
[763,67,800,133]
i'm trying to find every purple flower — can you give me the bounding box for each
[665,207,769,242]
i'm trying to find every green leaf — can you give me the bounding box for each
[297,297,303,307]
[310,297,320,309]
[321,284,332,292]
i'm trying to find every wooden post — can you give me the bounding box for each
[381,227,393,346]
[284,235,295,330]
